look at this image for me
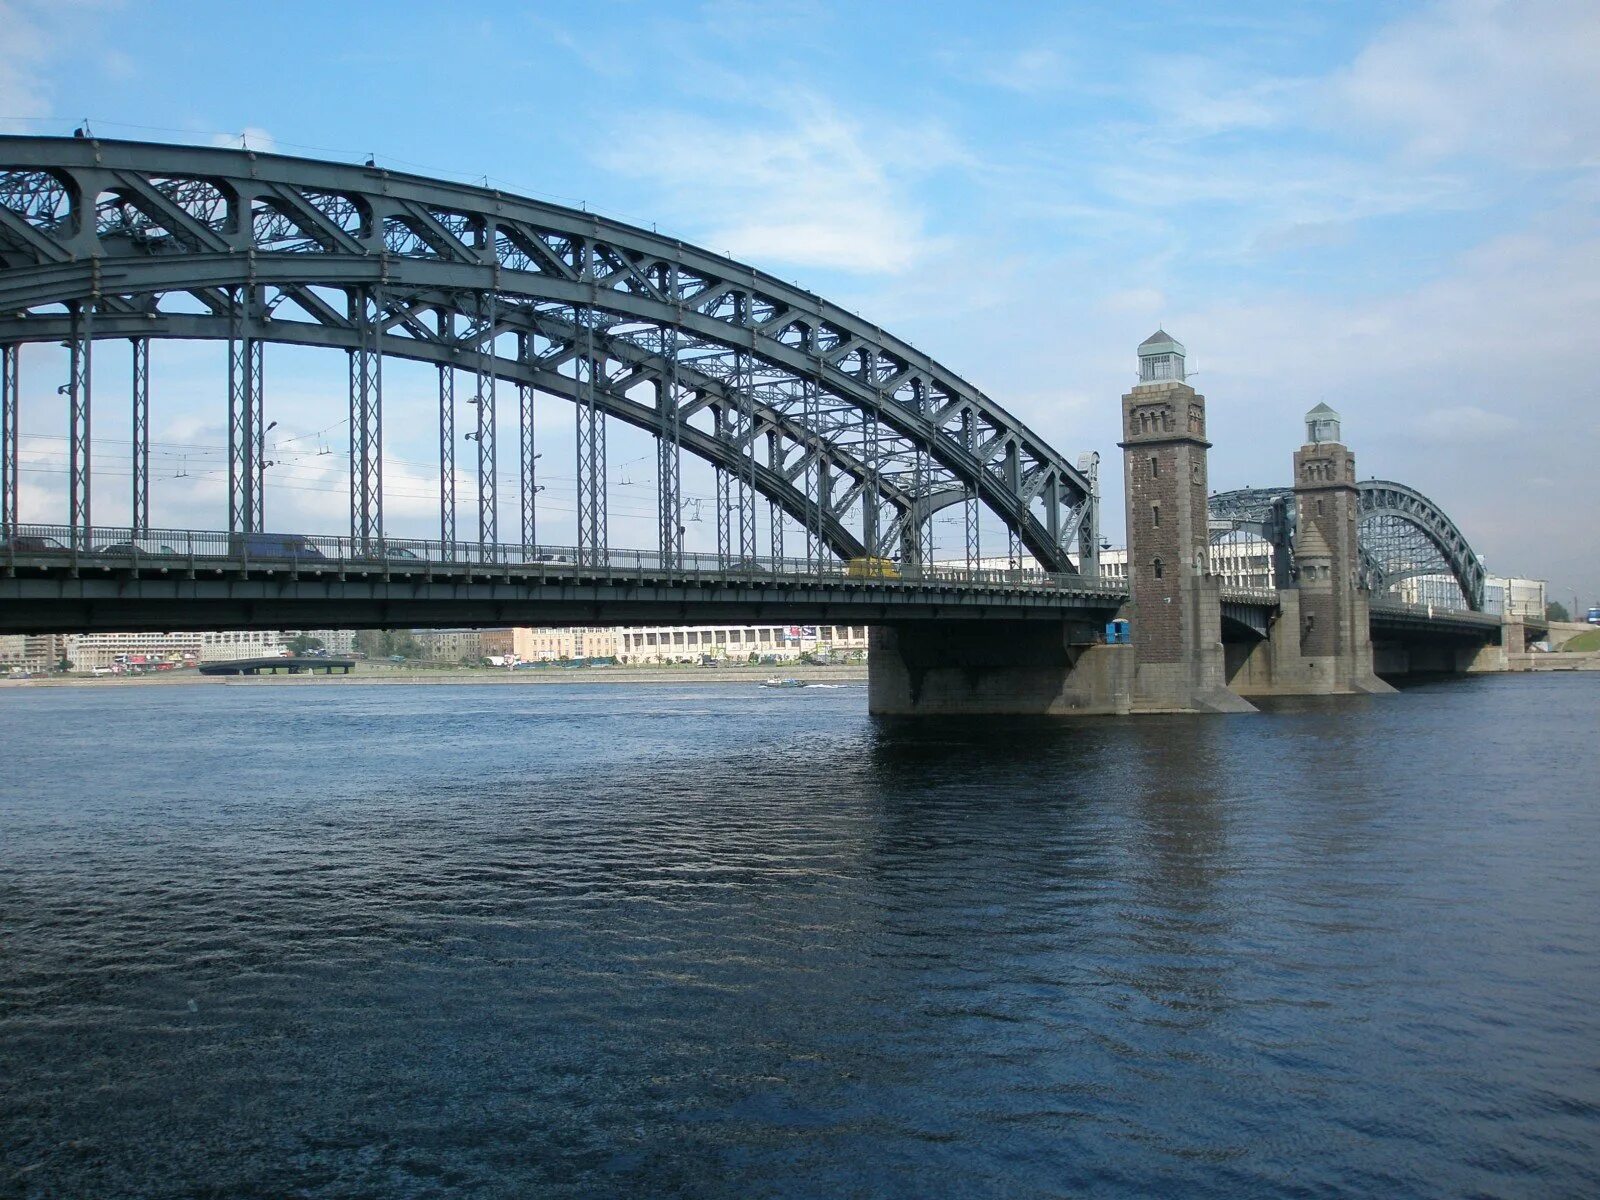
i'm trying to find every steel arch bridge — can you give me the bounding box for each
[1208,481,1486,611]
[0,136,1096,575]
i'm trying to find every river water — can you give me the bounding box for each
[1,674,1597,1198]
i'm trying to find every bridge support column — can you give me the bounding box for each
[1502,615,1530,672]
[1119,332,1254,714]
[131,337,149,536]
[66,302,92,551]
[867,622,1132,716]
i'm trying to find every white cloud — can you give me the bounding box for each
[597,97,959,274]
[972,46,1072,97]
[1164,214,1600,591]
[1329,0,1600,168]
[1409,405,1517,443]
[0,1,52,129]
[1132,54,1296,138]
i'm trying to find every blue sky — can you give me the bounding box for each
[3,0,1597,603]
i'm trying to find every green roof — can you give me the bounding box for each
[1138,329,1185,355]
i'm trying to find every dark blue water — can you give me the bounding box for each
[2,675,1597,1198]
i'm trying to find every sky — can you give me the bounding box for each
[3,0,1597,605]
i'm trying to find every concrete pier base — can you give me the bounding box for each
[1132,658,1258,713]
[867,622,1134,716]
[1228,592,1395,697]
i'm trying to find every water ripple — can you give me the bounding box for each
[2,676,1598,1198]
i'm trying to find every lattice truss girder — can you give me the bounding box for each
[0,138,1097,568]
[1208,483,1486,611]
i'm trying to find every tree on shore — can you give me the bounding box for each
[354,629,423,659]
[1547,601,1570,622]
[286,634,325,654]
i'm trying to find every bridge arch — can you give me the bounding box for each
[1208,481,1485,610]
[0,137,1095,572]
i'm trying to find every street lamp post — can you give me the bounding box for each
[257,421,276,530]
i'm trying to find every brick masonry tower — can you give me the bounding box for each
[1119,332,1253,713]
[1288,404,1392,693]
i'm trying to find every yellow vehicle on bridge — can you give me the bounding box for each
[845,556,900,579]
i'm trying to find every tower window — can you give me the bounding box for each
[1317,498,1325,516]
[1151,504,1160,528]
[1152,557,1164,579]
[1150,454,1160,478]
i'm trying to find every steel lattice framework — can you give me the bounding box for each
[1208,481,1486,610]
[0,137,1097,572]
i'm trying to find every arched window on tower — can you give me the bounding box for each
[1152,557,1164,579]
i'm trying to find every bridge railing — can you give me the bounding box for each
[2,523,1130,597]
[1368,596,1500,625]
[1219,586,1280,605]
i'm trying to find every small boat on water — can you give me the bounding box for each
[760,677,807,689]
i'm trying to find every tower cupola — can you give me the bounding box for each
[1137,329,1186,384]
[1305,401,1341,445]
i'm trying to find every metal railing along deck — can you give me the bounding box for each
[2,524,1131,599]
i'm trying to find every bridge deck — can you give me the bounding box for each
[2,524,1134,633]
[3,525,1503,639]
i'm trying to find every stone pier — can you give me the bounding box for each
[866,621,1132,716]
[1229,404,1392,697]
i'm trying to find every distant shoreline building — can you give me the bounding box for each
[0,634,70,674]
[409,623,868,665]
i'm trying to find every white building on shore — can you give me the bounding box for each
[614,623,867,664]
[62,629,291,670]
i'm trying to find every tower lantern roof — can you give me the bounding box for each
[1305,401,1342,445]
[1137,329,1186,383]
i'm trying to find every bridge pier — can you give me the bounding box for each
[1356,605,1521,679]
[1229,589,1390,695]
[867,621,1133,716]
[1228,405,1392,698]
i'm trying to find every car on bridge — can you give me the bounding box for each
[3,534,69,554]
[96,540,179,557]
[359,546,421,562]
[229,532,325,559]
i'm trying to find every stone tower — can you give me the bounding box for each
[1119,332,1253,713]
[1290,403,1390,693]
